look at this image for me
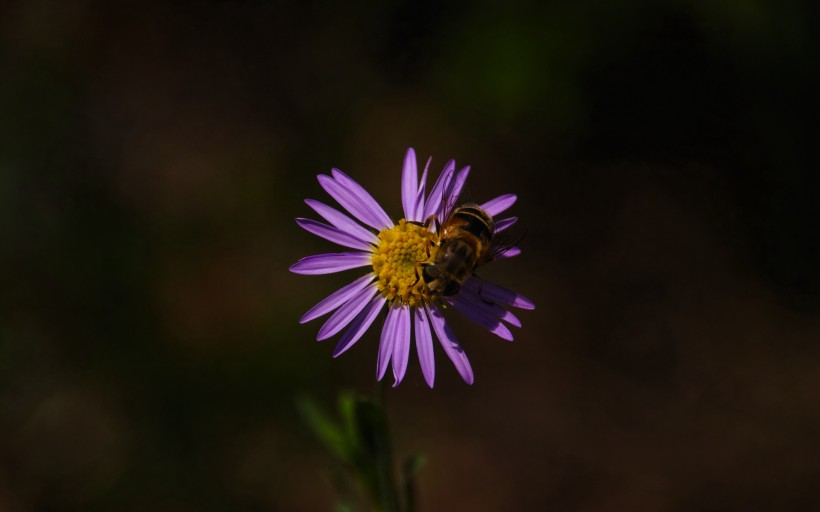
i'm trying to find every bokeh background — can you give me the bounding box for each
[2,0,819,510]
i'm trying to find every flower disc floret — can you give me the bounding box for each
[371,219,438,306]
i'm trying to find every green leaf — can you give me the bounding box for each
[298,390,404,512]
[295,395,349,462]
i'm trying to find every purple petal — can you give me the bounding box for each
[401,148,419,221]
[296,218,374,251]
[414,308,435,387]
[423,160,455,220]
[493,216,517,234]
[448,296,514,341]
[427,305,474,384]
[289,252,372,275]
[482,194,517,217]
[331,169,393,228]
[332,295,386,357]
[463,278,535,310]
[377,306,401,380]
[318,173,391,231]
[494,247,521,260]
[391,306,412,387]
[502,309,521,327]
[316,285,378,340]
[305,199,379,244]
[413,157,430,222]
[457,286,522,328]
[300,273,375,324]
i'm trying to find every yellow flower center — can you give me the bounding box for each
[371,219,438,306]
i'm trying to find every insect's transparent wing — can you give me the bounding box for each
[438,166,471,226]
[483,221,527,263]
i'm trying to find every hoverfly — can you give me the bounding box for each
[420,189,522,297]
[422,203,494,295]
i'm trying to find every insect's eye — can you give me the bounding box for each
[421,264,439,283]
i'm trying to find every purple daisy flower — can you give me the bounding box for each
[289,148,534,387]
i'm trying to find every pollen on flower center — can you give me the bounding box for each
[371,219,438,306]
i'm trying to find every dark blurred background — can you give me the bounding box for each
[2,0,819,510]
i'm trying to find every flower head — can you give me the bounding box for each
[290,148,534,387]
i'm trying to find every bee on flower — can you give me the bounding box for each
[289,148,534,387]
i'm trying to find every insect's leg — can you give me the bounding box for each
[423,214,440,233]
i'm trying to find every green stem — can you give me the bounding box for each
[371,380,400,512]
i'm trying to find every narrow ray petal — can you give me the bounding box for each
[300,273,374,324]
[482,194,517,217]
[414,307,435,388]
[331,169,393,229]
[401,148,418,221]
[296,218,373,251]
[493,216,518,234]
[423,160,455,220]
[391,306,412,387]
[289,252,372,275]
[318,174,391,231]
[458,286,522,328]
[414,157,431,222]
[500,308,521,327]
[463,278,535,310]
[377,306,401,380]
[448,296,514,341]
[495,247,521,260]
[427,305,474,384]
[332,295,386,357]
[317,285,378,340]
[305,199,378,244]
